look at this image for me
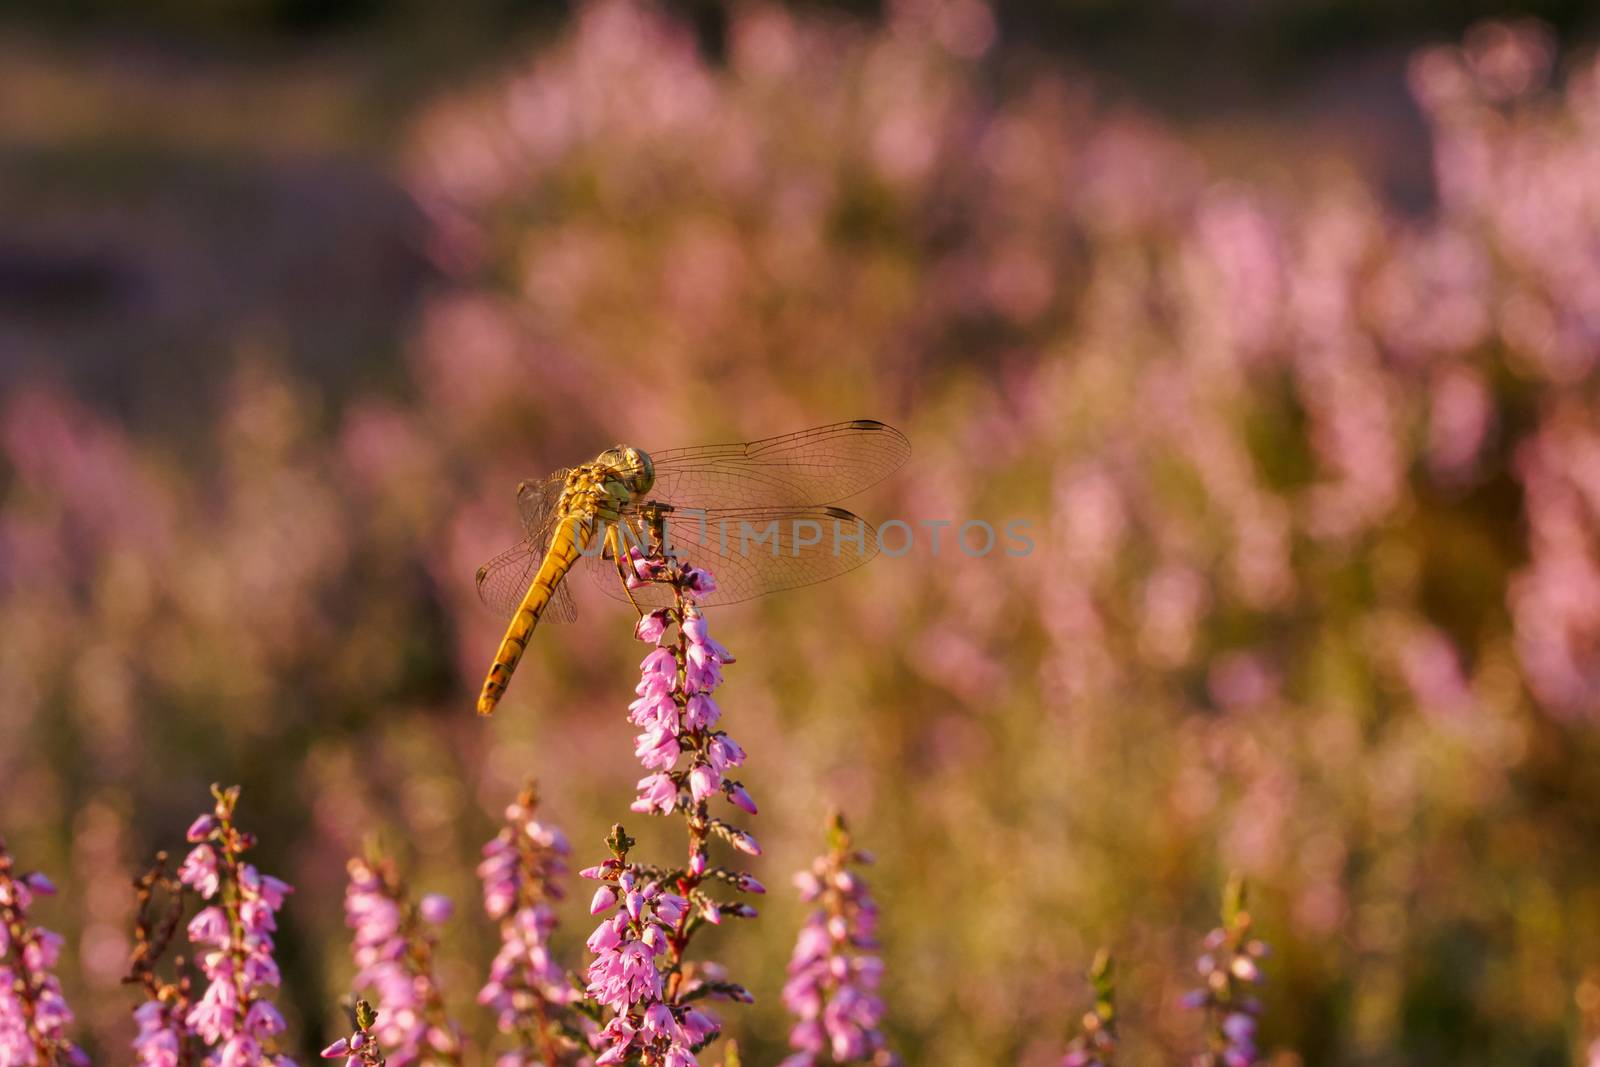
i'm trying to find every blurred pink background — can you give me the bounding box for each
[3,2,1600,1063]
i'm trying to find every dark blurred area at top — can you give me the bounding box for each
[10,0,1596,81]
[0,0,1596,438]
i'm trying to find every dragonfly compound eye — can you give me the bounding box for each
[626,448,655,495]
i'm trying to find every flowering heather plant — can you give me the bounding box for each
[1184,879,1268,1067]
[578,555,757,1066]
[320,998,385,1066]
[780,814,891,1067]
[476,783,582,1064]
[1060,951,1116,1067]
[343,853,460,1065]
[0,839,86,1067]
[178,785,297,1067]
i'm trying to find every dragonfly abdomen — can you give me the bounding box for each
[476,508,595,716]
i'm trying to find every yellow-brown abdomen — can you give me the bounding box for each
[476,512,589,716]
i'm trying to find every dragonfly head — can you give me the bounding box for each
[601,445,655,498]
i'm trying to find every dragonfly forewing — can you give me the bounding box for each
[645,419,909,510]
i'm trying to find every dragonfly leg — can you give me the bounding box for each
[605,524,647,618]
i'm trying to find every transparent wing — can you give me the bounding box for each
[645,420,909,509]
[585,506,881,608]
[518,471,569,541]
[475,541,579,624]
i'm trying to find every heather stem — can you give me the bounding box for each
[665,580,706,1005]
[211,789,254,1033]
[126,851,197,1067]
[1060,950,1116,1067]
[321,998,387,1066]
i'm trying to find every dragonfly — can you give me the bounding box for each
[474,419,910,716]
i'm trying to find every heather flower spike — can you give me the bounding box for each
[0,838,87,1067]
[476,782,582,1065]
[1060,950,1117,1067]
[179,783,298,1067]
[1186,877,1268,1067]
[321,999,385,1066]
[344,850,462,1065]
[780,813,895,1067]
[583,555,762,1066]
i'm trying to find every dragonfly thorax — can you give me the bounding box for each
[595,445,655,499]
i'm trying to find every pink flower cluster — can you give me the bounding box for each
[343,855,460,1064]
[475,784,580,1064]
[1183,881,1268,1067]
[177,786,298,1067]
[628,560,753,822]
[580,834,732,1067]
[580,557,764,1066]
[0,842,86,1067]
[781,817,893,1067]
[133,995,191,1067]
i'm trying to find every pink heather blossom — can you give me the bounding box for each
[178,844,221,899]
[0,840,87,1067]
[179,785,299,1067]
[683,693,720,730]
[626,546,672,585]
[634,726,682,770]
[726,828,761,857]
[782,816,895,1067]
[320,999,385,1067]
[133,999,185,1067]
[689,764,721,802]
[630,773,679,816]
[635,609,671,642]
[591,886,618,915]
[725,784,758,815]
[344,856,462,1065]
[705,735,746,772]
[682,568,717,597]
[188,906,230,946]
[583,870,723,1065]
